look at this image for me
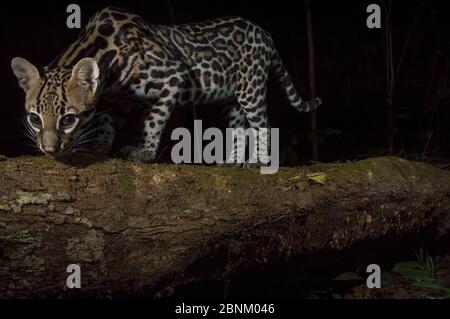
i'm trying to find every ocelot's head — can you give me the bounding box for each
[11,57,101,157]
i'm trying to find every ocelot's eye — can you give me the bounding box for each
[60,114,77,127]
[28,113,42,127]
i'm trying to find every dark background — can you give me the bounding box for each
[1,0,449,163]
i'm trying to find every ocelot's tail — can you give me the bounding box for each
[270,50,322,112]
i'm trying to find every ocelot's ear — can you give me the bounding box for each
[69,58,100,94]
[11,57,41,93]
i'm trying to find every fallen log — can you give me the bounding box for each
[0,155,449,298]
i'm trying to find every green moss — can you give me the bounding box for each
[0,204,11,212]
[2,191,55,213]
[64,207,75,215]
[65,230,105,262]
[23,255,45,272]
[16,191,53,207]
[331,157,405,183]
[57,191,72,202]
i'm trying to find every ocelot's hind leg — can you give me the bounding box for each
[234,54,271,166]
[235,89,271,166]
[222,101,248,166]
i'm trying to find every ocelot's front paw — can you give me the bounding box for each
[217,161,242,168]
[119,146,156,163]
[91,142,113,156]
[243,161,262,169]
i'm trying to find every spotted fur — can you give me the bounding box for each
[11,6,321,162]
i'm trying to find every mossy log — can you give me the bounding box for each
[0,155,449,298]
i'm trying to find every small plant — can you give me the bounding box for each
[393,247,450,297]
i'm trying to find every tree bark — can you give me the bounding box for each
[0,155,449,298]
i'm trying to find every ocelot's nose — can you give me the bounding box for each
[42,144,60,154]
[41,129,60,154]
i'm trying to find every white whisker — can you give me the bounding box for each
[72,137,104,147]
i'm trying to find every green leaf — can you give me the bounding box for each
[425,256,435,277]
[414,279,443,290]
[393,261,432,280]
[393,261,421,270]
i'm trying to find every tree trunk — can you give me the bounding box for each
[305,0,319,161]
[0,155,449,298]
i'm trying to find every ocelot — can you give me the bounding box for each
[11,6,321,163]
